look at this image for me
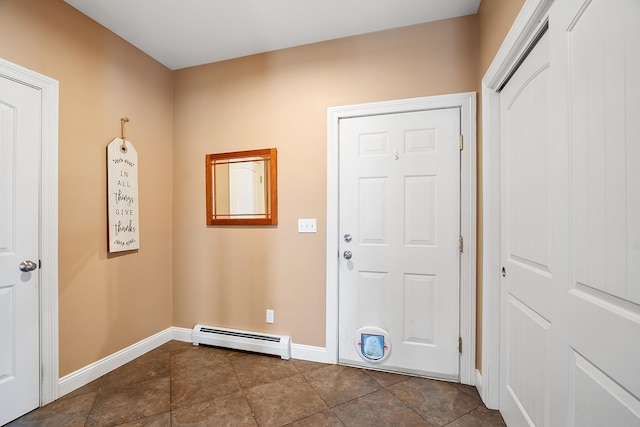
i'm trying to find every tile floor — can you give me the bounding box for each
[7,341,506,426]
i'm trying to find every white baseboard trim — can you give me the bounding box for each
[475,369,484,403]
[291,343,328,363]
[171,326,193,343]
[58,328,173,397]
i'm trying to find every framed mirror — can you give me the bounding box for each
[205,148,277,225]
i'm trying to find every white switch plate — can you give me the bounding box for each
[266,309,274,324]
[298,218,317,233]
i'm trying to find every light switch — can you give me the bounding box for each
[298,218,317,233]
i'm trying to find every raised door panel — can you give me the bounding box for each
[570,0,640,305]
[572,352,640,427]
[0,286,16,382]
[0,103,15,256]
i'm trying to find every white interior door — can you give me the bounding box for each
[499,30,552,426]
[338,108,461,379]
[498,1,640,424]
[0,75,41,424]
[550,0,640,424]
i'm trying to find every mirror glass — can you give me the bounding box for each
[206,148,277,225]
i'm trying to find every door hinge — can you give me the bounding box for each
[39,259,42,269]
[458,235,463,253]
[459,135,463,150]
[458,337,462,353]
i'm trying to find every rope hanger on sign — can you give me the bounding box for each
[120,117,129,152]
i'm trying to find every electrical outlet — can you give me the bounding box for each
[298,218,317,233]
[266,309,274,324]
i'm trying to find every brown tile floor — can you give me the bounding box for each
[7,341,506,426]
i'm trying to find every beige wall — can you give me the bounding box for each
[476,0,526,369]
[478,0,527,76]
[0,0,174,376]
[172,16,478,346]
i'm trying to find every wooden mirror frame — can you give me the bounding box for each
[205,148,277,225]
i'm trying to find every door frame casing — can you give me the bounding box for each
[0,57,59,405]
[326,93,477,385]
[480,0,554,409]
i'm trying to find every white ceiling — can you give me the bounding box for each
[63,0,481,70]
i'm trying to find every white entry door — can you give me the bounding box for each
[338,108,461,379]
[0,75,41,424]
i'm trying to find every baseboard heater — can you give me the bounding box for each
[192,324,291,360]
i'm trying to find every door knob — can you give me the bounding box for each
[343,250,353,260]
[19,260,38,272]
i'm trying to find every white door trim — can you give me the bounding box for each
[326,92,477,384]
[0,58,59,405]
[480,0,553,409]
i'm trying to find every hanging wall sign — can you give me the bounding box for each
[107,137,139,252]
